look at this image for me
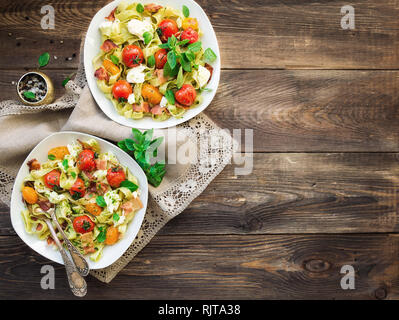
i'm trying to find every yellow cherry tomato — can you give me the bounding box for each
[182,17,198,31]
[85,203,102,216]
[105,226,119,245]
[22,186,38,204]
[48,146,69,160]
[103,59,120,76]
[141,84,163,105]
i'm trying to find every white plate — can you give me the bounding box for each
[10,132,148,269]
[84,0,221,129]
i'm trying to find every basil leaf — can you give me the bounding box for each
[169,35,177,48]
[176,66,184,89]
[188,41,202,53]
[71,172,77,179]
[167,51,177,69]
[23,91,36,100]
[164,61,179,77]
[177,39,190,46]
[113,213,120,222]
[124,139,135,151]
[158,43,170,49]
[147,55,155,68]
[136,3,144,13]
[180,53,192,72]
[48,154,56,160]
[132,128,144,144]
[97,227,106,243]
[204,48,217,62]
[110,54,119,65]
[143,31,153,45]
[165,89,175,105]
[120,180,139,192]
[182,5,190,18]
[185,50,195,62]
[62,159,69,170]
[38,52,50,67]
[96,196,107,208]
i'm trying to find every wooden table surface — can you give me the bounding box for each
[1,0,399,300]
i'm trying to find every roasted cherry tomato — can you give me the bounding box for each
[141,83,163,105]
[158,19,178,42]
[85,203,102,216]
[112,80,133,100]
[77,149,96,172]
[48,146,69,160]
[106,167,126,188]
[44,170,61,190]
[69,178,86,199]
[105,226,119,245]
[180,27,199,44]
[182,17,199,31]
[175,84,197,107]
[22,186,38,204]
[154,49,168,69]
[73,215,95,234]
[122,45,144,68]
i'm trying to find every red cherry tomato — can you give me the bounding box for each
[69,178,86,199]
[180,28,199,44]
[175,84,197,107]
[44,170,61,190]
[112,80,133,100]
[73,215,95,234]
[106,167,126,188]
[154,49,168,69]
[77,150,96,172]
[158,19,178,42]
[122,45,144,68]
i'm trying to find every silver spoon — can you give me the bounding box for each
[44,218,87,297]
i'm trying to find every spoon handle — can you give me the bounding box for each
[45,219,87,297]
[51,214,90,276]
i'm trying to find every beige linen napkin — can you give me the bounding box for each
[0,81,233,283]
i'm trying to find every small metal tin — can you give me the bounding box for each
[16,71,55,106]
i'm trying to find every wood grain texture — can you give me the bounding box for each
[0,234,398,300]
[1,69,399,152]
[0,0,398,69]
[2,153,399,235]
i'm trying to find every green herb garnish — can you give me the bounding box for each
[143,32,152,45]
[204,48,217,62]
[188,41,202,53]
[118,128,166,187]
[23,91,36,100]
[147,55,155,68]
[96,196,107,208]
[182,5,190,17]
[120,180,139,192]
[113,213,120,222]
[38,52,50,68]
[97,227,106,243]
[165,89,175,105]
[62,158,69,170]
[110,54,119,65]
[136,3,144,13]
[71,172,76,179]
[48,154,56,160]
[176,66,184,89]
[167,51,177,69]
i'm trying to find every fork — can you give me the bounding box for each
[47,207,90,276]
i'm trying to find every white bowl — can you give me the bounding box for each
[84,0,221,129]
[10,132,148,269]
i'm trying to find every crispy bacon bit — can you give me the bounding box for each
[144,3,163,13]
[38,200,52,212]
[94,67,109,82]
[27,159,41,171]
[204,63,213,83]
[80,232,95,254]
[150,105,166,115]
[100,39,118,53]
[94,159,107,170]
[154,69,167,85]
[47,237,55,246]
[36,224,43,231]
[105,7,117,21]
[133,101,150,113]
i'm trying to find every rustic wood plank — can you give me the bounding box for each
[0,0,398,69]
[1,69,399,152]
[0,233,397,299]
[2,153,399,235]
